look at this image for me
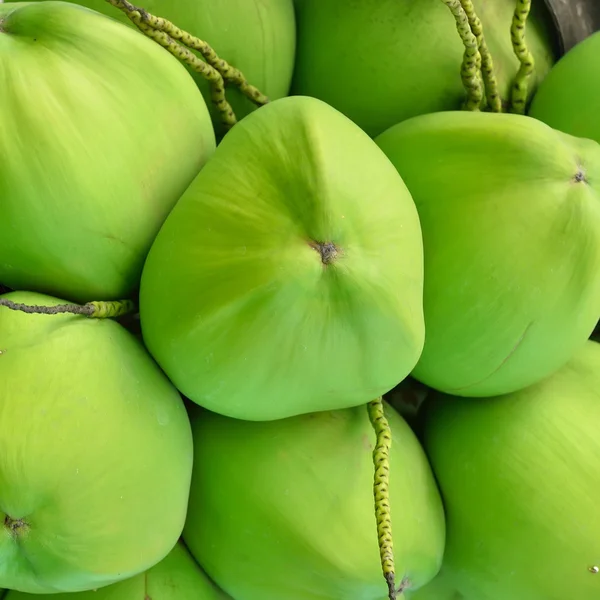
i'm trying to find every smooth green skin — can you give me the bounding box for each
[183,402,446,600]
[529,31,600,144]
[423,340,600,600]
[375,110,600,397]
[5,541,231,600]
[0,291,194,594]
[405,568,466,600]
[0,1,215,303]
[22,0,297,137]
[140,95,425,421]
[291,0,557,138]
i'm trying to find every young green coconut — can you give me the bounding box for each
[4,541,232,600]
[139,94,425,422]
[0,291,193,594]
[375,108,600,397]
[15,0,296,137]
[422,340,600,600]
[371,5,600,397]
[138,91,429,598]
[291,0,558,137]
[183,402,446,600]
[529,30,600,144]
[0,1,215,303]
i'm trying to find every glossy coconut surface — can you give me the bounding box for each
[529,30,600,144]
[0,1,215,302]
[0,291,193,593]
[292,0,557,137]
[405,568,465,600]
[140,95,425,421]
[376,110,600,397]
[4,542,231,600]
[18,0,297,136]
[183,402,445,600]
[423,340,600,600]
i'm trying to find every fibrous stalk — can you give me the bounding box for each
[369,398,407,600]
[509,0,535,114]
[105,0,269,129]
[459,0,502,112]
[440,0,484,111]
[0,299,136,319]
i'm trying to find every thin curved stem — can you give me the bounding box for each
[104,0,270,129]
[440,0,484,111]
[459,0,502,112]
[369,398,409,599]
[0,298,136,319]
[509,0,535,114]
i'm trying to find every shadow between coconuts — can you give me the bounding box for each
[542,0,600,54]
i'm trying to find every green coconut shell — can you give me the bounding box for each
[423,339,600,600]
[0,291,193,594]
[529,31,600,144]
[0,1,215,303]
[5,541,231,600]
[183,402,446,600]
[19,0,297,136]
[292,0,558,137]
[375,110,600,397]
[139,95,425,421]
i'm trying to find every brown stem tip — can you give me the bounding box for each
[4,515,29,537]
[310,241,339,265]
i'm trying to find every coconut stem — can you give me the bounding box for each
[0,298,136,319]
[104,0,269,129]
[440,0,484,111]
[138,8,269,106]
[458,0,502,112]
[509,0,535,114]
[368,397,404,600]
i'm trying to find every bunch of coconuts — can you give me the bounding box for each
[0,1,599,600]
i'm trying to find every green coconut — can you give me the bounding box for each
[139,95,425,421]
[5,541,231,600]
[529,31,600,144]
[0,290,193,594]
[423,339,600,600]
[375,109,600,397]
[291,0,557,137]
[0,1,215,303]
[16,0,297,137]
[183,402,445,600]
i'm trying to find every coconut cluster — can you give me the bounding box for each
[1,1,600,600]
